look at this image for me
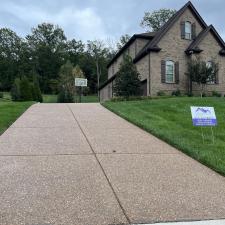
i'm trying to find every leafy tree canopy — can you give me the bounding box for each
[187,57,219,97]
[140,9,176,31]
[116,34,131,50]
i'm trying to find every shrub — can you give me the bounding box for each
[113,55,141,99]
[0,92,3,98]
[10,78,21,101]
[157,91,166,96]
[186,92,193,97]
[31,82,43,102]
[212,90,222,97]
[20,76,33,101]
[57,87,74,103]
[172,89,181,96]
[11,76,43,102]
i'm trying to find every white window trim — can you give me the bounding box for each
[165,60,175,83]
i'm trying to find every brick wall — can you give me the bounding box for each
[108,38,149,79]
[150,8,204,96]
[192,31,225,96]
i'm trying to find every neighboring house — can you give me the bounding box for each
[99,1,225,101]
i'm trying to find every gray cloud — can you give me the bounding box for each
[0,0,225,42]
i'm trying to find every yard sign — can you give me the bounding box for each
[190,106,217,144]
[190,106,217,126]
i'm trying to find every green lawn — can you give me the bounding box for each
[43,94,99,103]
[74,95,99,103]
[0,101,33,135]
[103,97,225,176]
[43,94,58,103]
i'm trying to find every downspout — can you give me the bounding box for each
[188,51,193,95]
[148,52,151,96]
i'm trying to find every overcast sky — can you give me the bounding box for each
[0,0,225,43]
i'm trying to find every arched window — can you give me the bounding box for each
[185,21,192,40]
[166,60,175,83]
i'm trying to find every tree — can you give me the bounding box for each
[19,76,33,101]
[187,58,219,97]
[10,78,21,101]
[87,40,109,96]
[140,9,176,31]
[113,56,141,99]
[26,23,67,93]
[116,34,131,50]
[57,60,75,103]
[0,28,22,90]
[66,39,85,65]
[31,74,43,102]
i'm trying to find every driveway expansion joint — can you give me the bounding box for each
[67,104,131,224]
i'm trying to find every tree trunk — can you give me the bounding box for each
[96,58,100,99]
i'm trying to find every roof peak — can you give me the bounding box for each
[133,1,208,63]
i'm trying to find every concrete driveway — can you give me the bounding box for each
[0,103,225,225]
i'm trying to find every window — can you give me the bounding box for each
[206,61,215,84]
[185,21,192,40]
[166,61,175,83]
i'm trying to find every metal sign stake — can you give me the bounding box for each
[201,127,205,144]
[211,127,215,144]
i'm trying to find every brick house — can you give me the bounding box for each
[99,1,225,101]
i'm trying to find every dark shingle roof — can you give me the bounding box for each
[133,1,208,63]
[107,32,155,68]
[186,25,225,54]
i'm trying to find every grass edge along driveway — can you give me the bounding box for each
[0,101,33,135]
[103,97,225,176]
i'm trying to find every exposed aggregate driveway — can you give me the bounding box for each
[0,103,225,225]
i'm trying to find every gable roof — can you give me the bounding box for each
[133,1,208,63]
[107,32,155,68]
[186,25,225,54]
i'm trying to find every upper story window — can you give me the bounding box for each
[166,60,175,83]
[185,21,192,40]
[181,21,196,40]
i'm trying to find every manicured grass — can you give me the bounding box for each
[103,97,225,176]
[43,94,99,103]
[0,101,33,135]
[74,95,99,103]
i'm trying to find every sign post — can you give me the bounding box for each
[75,78,87,103]
[191,106,217,144]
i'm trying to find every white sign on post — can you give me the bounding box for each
[191,106,217,144]
[75,78,87,87]
[190,106,217,126]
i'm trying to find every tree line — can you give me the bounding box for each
[0,23,117,95]
[0,9,175,96]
